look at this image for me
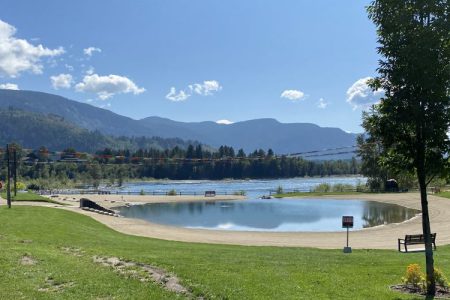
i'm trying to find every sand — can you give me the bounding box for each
[4,192,450,250]
[46,193,245,208]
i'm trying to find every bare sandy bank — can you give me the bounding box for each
[45,194,245,209]
[4,193,450,250]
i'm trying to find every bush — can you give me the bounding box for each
[167,189,177,196]
[366,178,383,192]
[434,268,449,290]
[402,264,425,290]
[276,185,283,194]
[14,181,27,191]
[313,183,331,193]
[355,180,367,192]
[27,183,40,190]
[401,264,449,291]
[233,190,246,196]
[139,189,145,195]
[332,183,354,192]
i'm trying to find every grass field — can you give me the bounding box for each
[437,191,450,199]
[0,191,62,204]
[0,206,448,299]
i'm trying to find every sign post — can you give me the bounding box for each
[342,216,353,253]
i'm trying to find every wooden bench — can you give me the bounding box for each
[430,187,441,194]
[205,191,216,197]
[398,233,437,253]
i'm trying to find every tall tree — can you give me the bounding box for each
[366,0,449,295]
[356,134,389,191]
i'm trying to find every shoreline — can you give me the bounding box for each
[5,192,449,249]
[45,194,246,209]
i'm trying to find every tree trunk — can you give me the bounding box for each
[418,170,435,295]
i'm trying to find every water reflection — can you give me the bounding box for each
[118,199,420,232]
[362,203,419,228]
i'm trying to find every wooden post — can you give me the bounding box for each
[6,144,11,208]
[13,147,17,196]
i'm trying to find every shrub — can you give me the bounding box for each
[15,181,27,191]
[332,183,354,192]
[27,183,40,190]
[139,189,145,196]
[400,264,450,291]
[402,264,426,290]
[276,185,283,194]
[355,180,367,192]
[233,190,246,196]
[167,189,177,196]
[313,183,331,193]
[434,268,449,290]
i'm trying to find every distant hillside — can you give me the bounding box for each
[138,117,358,155]
[0,90,358,157]
[0,109,201,152]
[0,89,150,137]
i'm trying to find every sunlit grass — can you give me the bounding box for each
[1,191,62,204]
[437,191,450,200]
[0,206,447,299]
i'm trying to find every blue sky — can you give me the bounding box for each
[0,0,382,133]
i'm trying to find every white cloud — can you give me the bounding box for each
[75,73,145,100]
[281,89,305,101]
[346,77,384,110]
[83,47,101,57]
[99,102,111,109]
[50,73,73,90]
[216,119,234,125]
[317,98,328,109]
[0,19,64,78]
[65,64,74,71]
[188,80,222,96]
[85,66,95,75]
[166,87,190,102]
[166,80,222,102]
[0,83,19,90]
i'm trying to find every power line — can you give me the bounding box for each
[287,145,357,157]
[0,145,360,167]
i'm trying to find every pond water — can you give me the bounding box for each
[118,199,420,232]
[116,176,366,198]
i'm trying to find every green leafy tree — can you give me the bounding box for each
[356,134,389,191]
[366,0,450,295]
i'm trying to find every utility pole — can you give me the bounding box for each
[13,147,17,196]
[6,144,11,208]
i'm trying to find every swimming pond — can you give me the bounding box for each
[118,199,420,232]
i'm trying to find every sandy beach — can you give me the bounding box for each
[4,192,450,250]
[47,193,245,208]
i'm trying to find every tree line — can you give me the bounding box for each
[0,144,361,188]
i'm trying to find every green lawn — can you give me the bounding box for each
[0,191,62,204]
[0,206,448,299]
[437,191,450,199]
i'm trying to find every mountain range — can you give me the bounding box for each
[0,89,358,157]
[0,109,201,153]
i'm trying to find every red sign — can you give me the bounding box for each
[342,216,354,228]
